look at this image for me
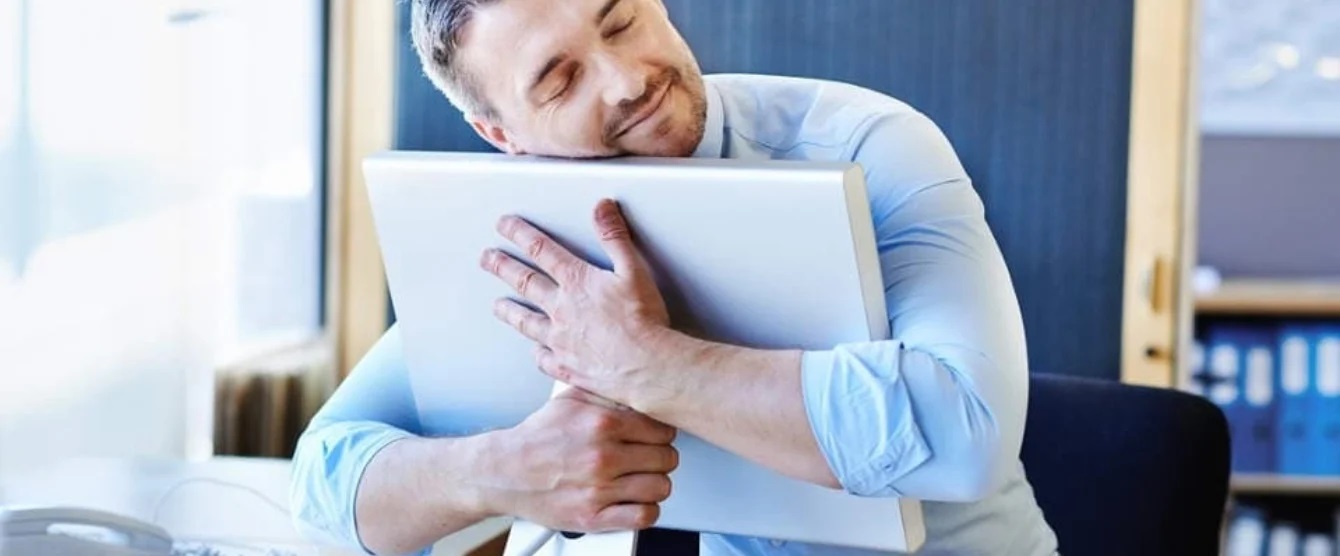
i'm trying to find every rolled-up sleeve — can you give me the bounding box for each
[801,111,1030,502]
[290,324,430,555]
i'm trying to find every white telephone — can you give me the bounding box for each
[0,507,174,556]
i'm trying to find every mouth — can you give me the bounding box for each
[614,79,672,139]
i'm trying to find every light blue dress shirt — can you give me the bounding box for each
[290,74,1059,556]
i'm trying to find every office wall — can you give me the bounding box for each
[394,1,1137,380]
[1198,136,1340,278]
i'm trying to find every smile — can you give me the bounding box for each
[615,81,671,138]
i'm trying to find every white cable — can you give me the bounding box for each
[152,477,289,526]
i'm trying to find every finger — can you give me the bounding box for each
[592,199,651,281]
[611,409,677,445]
[480,248,557,304]
[493,298,551,343]
[534,345,575,384]
[497,215,589,285]
[609,443,679,475]
[557,386,628,411]
[590,503,660,532]
[602,473,673,505]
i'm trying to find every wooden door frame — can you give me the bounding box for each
[324,0,395,379]
[1121,0,1201,387]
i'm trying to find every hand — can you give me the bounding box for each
[484,388,679,533]
[481,199,678,408]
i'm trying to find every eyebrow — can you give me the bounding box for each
[595,0,623,24]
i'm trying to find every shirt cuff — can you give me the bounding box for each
[800,345,932,497]
[290,422,419,555]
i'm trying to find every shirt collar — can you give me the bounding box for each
[690,79,726,159]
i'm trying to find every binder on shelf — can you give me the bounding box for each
[1207,323,1276,472]
[1238,328,1281,476]
[1224,503,1267,556]
[1205,328,1242,470]
[1277,324,1316,475]
[1302,533,1334,556]
[1237,325,1279,474]
[1313,326,1340,476]
[1267,521,1300,556]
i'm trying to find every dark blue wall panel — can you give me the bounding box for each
[394,2,1135,380]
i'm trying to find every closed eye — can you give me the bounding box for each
[548,68,580,103]
[604,17,635,39]
[548,82,571,102]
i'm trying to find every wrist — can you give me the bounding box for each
[628,327,716,418]
[427,433,504,520]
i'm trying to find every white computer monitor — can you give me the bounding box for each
[363,151,924,553]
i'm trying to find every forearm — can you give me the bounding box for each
[629,331,1017,502]
[355,435,497,555]
[631,332,840,489]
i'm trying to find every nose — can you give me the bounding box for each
[596,52,648,107]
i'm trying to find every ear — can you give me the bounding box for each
[468,116,525,155]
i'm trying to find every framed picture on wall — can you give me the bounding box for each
[1201,0,1340,136]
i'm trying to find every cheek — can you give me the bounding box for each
[528,103,612,155]
[576,100,616,145]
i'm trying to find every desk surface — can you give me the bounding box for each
[0,456,510,555]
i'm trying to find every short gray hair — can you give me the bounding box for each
[410,0,501,120]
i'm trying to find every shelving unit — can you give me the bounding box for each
[1232,474,1340,497]
[1196,279,1340,317]
[1195,278,1340,501]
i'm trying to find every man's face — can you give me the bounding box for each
[458,0,708,158]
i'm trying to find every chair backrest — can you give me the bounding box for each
[1021,373,1231,556]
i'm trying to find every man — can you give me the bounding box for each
[291,0,1060,554]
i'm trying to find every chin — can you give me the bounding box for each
[626,137,696,158]
[623,114,705,158]
[618,143,688,158]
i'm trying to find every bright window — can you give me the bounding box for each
[0,1,15,152]
[0,0,325,472]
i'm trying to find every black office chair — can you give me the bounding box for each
[1021,373,1231,556]
[638,373,1231,556]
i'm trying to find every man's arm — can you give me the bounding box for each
[290,325,493,555]
[291,325,680,556]
[639,112,1026,501]
[487,111,1026,502]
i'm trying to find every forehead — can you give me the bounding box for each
[472,0,612,36]
[459,0,615,77]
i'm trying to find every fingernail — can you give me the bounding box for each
[597,201,618,221]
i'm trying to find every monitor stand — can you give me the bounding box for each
[503,520,638,556]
